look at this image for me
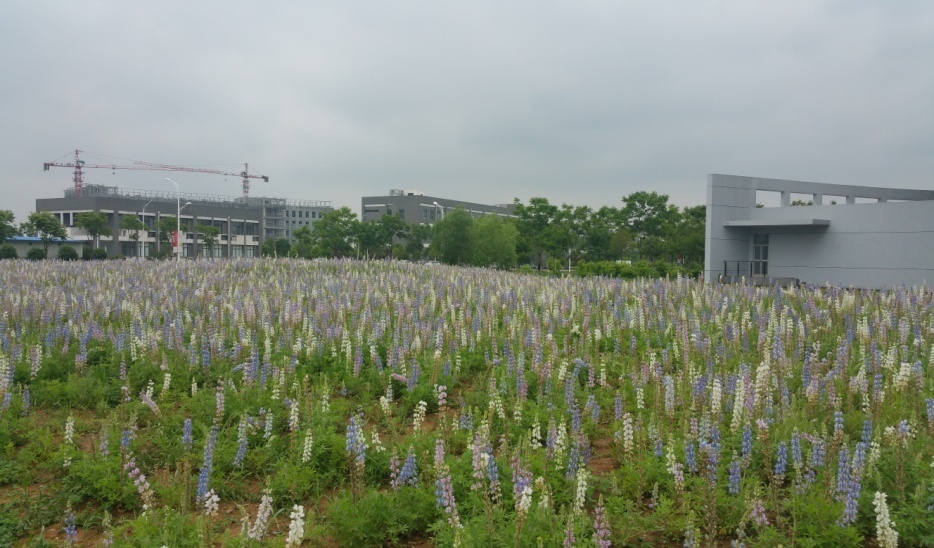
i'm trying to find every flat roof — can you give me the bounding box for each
[724,219,831,228]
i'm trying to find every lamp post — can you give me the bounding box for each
[165,178,192,264]
[179,201,193,260]
[432,201,444,221]
[140,199,154,258]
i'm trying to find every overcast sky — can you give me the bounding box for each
[2,1,932,222]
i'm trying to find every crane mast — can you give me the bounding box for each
[44,149,269,198]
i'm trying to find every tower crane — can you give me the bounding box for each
[43,149,269,198]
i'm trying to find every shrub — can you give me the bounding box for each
[90,248,108,260]
[57,245,79,261]
[25,247,46,261]
[0,243,16,259]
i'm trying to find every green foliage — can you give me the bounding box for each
[432,207,474,265]
[90,247,108,260]
[0,243,17,259]
[23,211,67,255]
[75,211,112,249]
[57,244,79,261]
[0,209,16,242]
[328,487,437,545]
[312,207,359,258]
[471,215,518,269]
[26,247,46,260]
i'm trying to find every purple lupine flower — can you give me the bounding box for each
[861,419,873,444]
[810,438,825,469]
[749,498,769,526]
[614,392,623,421]
[774,442,788,480]
[835,445,850,499]
[182,418,193,451]
[833,411,844,437]
[790,432,802,469]
[685,441,697,473]
[926,398,934,426]
[197,426,218,500]
[563,517,576,547]
[20,387,29,416]
[397,447,418,486]
[64,510,77,545]
[728,453,741,494]
[593,499,611,548]
[345,414,366,465]
[654,437,664,458]
[741,426,752,461]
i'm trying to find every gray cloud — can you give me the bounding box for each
[2,1,932,223]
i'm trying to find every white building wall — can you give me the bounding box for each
[705,174,934,288]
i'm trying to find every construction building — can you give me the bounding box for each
[361,189,515,225]
[36,184,332,258]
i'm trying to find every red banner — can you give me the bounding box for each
[172,230,179,247]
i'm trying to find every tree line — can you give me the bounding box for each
[263,191,705,275]
[3,190,705,273]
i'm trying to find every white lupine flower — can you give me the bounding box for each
[286,504,305,547]
[873,492,898,548]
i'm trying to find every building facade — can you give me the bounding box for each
[705,174,934,288]
[361,189,515,225]
[37,185,271,258]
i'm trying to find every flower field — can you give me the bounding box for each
[0,259,932,546]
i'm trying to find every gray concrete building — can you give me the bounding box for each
[241,197,333,244]
[361,189,515,225]
[37,184,270,258]
[705,174,934,288]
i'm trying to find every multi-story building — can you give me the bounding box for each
[242,197,333,244]
[361,189,515,225]
[36,184,332,258]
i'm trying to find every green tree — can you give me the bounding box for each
[75,211,112,250]
[120,215,147,257]
[196,224,220,259]
[290,226,315,258]
[377,214,409,259]
[58,245,79,261]
[0,243,16,259]
[513,197,559,270]
[261,238,291,257]
[312,207,359,258]
[404,224,431,261]
[156,216,179,259]
[432,207,474,265]
[667,205,706,267]
[355,222,381,259]
[471,215,518,269]
[0,210,16,243]
[23,211,67,257]
[621,191,678,260]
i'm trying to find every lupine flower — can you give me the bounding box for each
[286,504,305,547]
[182,418,193,451]
[64,508,77,546]
[729,453,742,494]
[774,441,788,481]
[247,490,273,541]
[749,498,769,526]
[873,491,898,548]
[197,426,218,501]
[593,497,611,548]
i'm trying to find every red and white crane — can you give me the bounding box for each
[44,149,269,198]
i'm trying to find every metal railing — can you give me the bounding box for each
[723,261,754,277]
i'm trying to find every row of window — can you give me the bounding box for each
[117,242,258,258]
[289,210,321,219]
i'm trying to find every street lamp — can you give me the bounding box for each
[179,201,193,260]
[139,199,155,258]
[432,201,444,221]
[165,178,194,264]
